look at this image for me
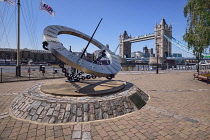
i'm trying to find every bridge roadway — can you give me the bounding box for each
[166,57,210,60]
[123,33,155,43]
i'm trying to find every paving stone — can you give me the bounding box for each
[31,114,39,121]
[17,112,24,118]
[77,117,82,122]
[83,112,88,122]
[71,104,76,114]
[48,116,55,124]
[39,110,47,119]
[74,123,82,131]
[55,104,61,111]
[108,108,113,115]
[46,108,54,116]
[103,112,109,119]
[36,106,44,115]
[25,115,32,120]
[29,109,36,116]
[66,104,71,111]
[22,104,31,112]
[21,112,29,119]
[41,102,47,106]
[70,116,76,122]
[89,114,95,121]
[89,104,95,114]
[63,112,70,121]
[32,101,41,109]
[14,111,20,116]
[44,104,51,110]
[94,103,100,109]
[83,104,89,112]
[82,123,91,131]
[77,108,82,117]
[58,109,65,120]
[113,110,118,117]
[61,104,66,109]
[19,103,28,111]
[42,116,50,123]
[82,132,91,139]
[95,109,102,120]
[124,102,129,109]
[51,103,56,108]
[72,131,81,139]
[53,110,59,116]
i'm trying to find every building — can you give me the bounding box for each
[0,48,56,64]
[172,53,182,57]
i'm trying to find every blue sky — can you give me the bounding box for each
[0,0,189,55]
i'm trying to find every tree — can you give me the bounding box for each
[183,0,210,58]
[183,0,210,72]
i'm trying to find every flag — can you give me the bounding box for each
[40,0,55,17]
[6,0,15,6]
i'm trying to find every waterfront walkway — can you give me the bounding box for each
[0,71,209,140]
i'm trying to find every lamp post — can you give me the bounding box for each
[156,44,159,74]
[16,0,21,77]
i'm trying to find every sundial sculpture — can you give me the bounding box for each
[9,20,148,124]
[42,19,121,82]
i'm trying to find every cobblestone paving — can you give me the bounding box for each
[10,81,148,123]
[0,71,210,140]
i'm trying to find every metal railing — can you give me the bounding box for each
[0,65,68,83]
[121,64,210,72]
[1,64,210,83]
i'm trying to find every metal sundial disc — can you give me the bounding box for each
[42,25,121,77]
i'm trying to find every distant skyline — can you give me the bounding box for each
[0,0,190,56]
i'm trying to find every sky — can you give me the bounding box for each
[0,0,189,55]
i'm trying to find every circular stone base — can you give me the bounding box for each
[10,79,149,124]
[41,79,125,96]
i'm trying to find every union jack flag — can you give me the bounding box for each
[40,0,55,17]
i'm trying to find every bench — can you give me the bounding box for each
[193,71,210,84]
[197,75,210,84]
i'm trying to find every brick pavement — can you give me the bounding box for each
[0,71,210,140]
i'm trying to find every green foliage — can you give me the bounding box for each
[183,0,210,58]
[202,73,210,77]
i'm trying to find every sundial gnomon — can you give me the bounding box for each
[42,21,121,82]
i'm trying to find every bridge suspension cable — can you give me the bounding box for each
[114,44,120,54]
[164,35,210,57]
[164,35,193,55]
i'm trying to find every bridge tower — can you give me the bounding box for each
[155,18,172,57]
[119,31,131,58]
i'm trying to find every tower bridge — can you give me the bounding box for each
[119,18,172,64]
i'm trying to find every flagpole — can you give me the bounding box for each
[16,0,21,76]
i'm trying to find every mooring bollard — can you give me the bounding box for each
[52,67,55,78]
[28,67,31,80]
[0,68,2,83]
[39,64,43,72]
[42,66,45,77]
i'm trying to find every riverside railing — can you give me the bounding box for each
[121,63,210,71]
[0,66,67,83]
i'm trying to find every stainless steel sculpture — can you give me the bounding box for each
[42,25,121,79]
